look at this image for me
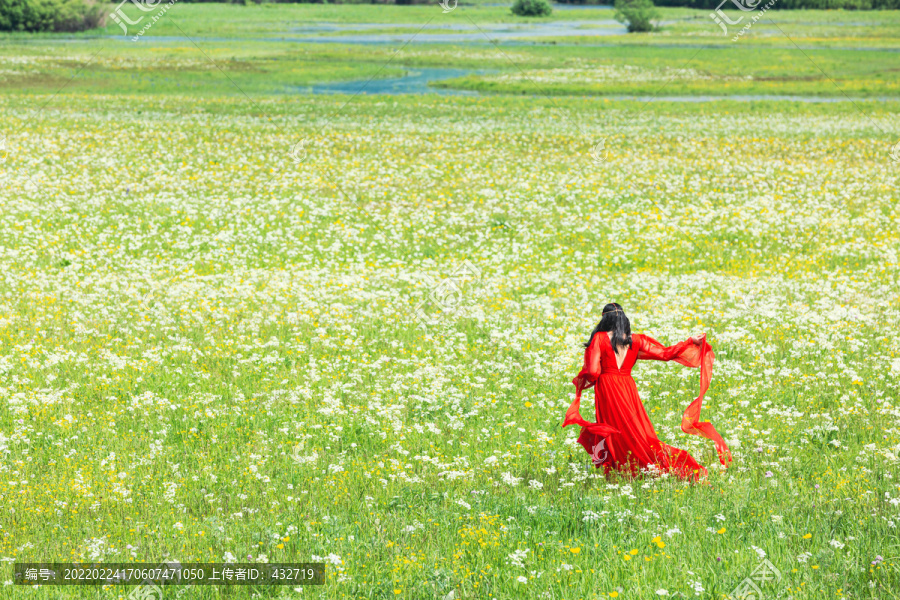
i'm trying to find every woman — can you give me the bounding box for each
[561,303,732,481]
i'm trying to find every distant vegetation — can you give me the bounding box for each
[0,0,105,32]
[511,0,553,15]
[614,0,659,31]
[2,0,897,35]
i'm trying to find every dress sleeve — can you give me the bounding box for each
[635,333,733,467]
[561,333,620,438]
[573,331,602,392]
[636,332,702,367]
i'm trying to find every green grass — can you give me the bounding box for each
[0,42,415,95]
[0,39,897,97]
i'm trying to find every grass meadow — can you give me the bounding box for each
[1,2,899,600]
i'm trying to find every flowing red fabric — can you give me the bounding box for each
[561,331,732,481]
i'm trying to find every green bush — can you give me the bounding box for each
[511,0,553,16]
[614,0,660,32]
[0,0,106,32]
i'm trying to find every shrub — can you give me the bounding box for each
[511,0,553,16]
[614,0,660,32]
[0,0,106,32]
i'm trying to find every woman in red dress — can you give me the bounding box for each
[561,303,732,481]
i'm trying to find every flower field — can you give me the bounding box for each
[1,91,898,599]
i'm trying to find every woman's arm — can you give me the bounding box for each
[636,333,705,368]
[635,332,732,466]
[572,332,603,391]
[562,332,619,438]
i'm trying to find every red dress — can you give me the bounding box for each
[561,332,732,481]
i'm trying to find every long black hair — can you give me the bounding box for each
[583,302,632,352]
